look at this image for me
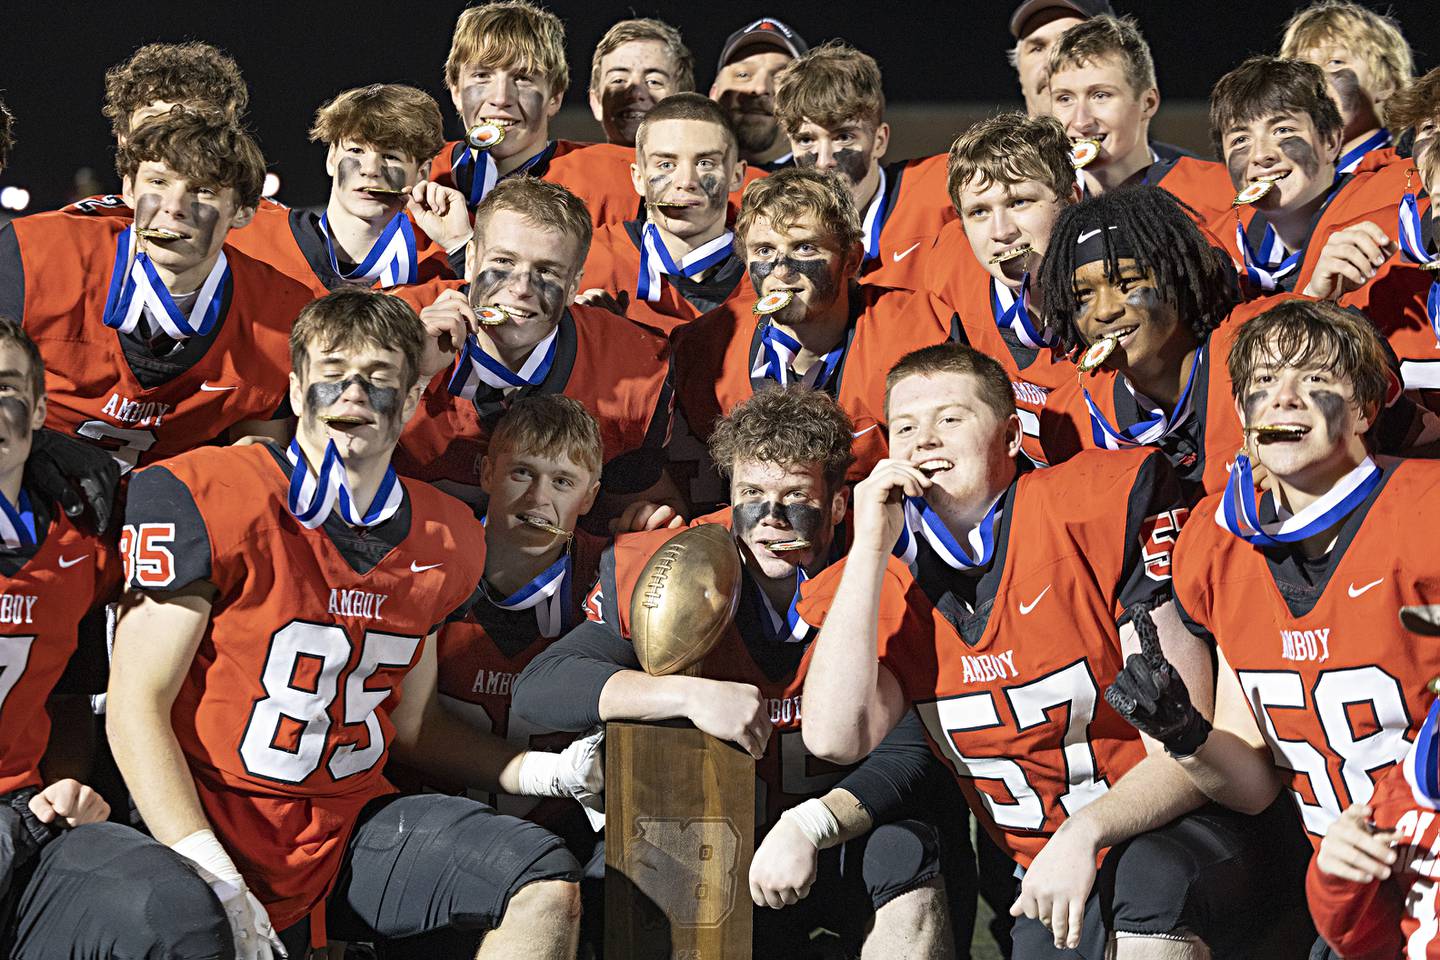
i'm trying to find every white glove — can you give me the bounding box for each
[515,726,606,830]
[172,829,287,960]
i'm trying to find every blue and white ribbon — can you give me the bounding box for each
[1236,220,1303,292]
[991,275,1051,349]
[1404,698,1440,810]
[752,567,811,644]
[447,326,558,399]
[1397,192,1440,345]
[636,223,734,302]
[454,143,549,208]
[861,165,891,261]
[0,488,37,550]
[102,226,228,339]
[286,438,403,529]
[1336,129,1392,176]
[320,210,418,288]
[1215,454,1380,546]
[1084,344,1205,449]
[750,324,843,390]
[892,494,1003,570]
[488,551,571,638]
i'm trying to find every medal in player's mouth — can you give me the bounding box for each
[1248,423,1309,443]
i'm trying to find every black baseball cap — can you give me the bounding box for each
[716,18,809,72]
[1009,0,1114,38]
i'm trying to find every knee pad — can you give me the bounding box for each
[861,819,941,910]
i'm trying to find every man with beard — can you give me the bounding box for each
[513,387,962,959]
[587,18,693,149]
[667,168,945,514]
[390,177,677,520]
[577,94,750,335]
[772,43,954,288]
[1279,0,1413,175]
[429,1,639,228]
[709,17,809,174]
[108,290,600,959]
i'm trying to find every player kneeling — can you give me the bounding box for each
[107,289,600,959]
[512,387,961,958]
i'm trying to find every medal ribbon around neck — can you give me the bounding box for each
[991,274,1051,349]
[319,210,418,288]
[0,488,37,551]
[448,326,559,399]
[751,566,811,644]
[1083,343,1205,449]
[102,226,229,339]
[1398,192,1440,344]
[636,223,734,302]
[455,143,549,207]
[1336,129,1392,176]
[487,550,572,639]
[860,165,891,261]
[750,323,843,390]
[286,437,403,529]
[892,494,1003,570]
[1235,219,1302,292]
[1215,454,1381,547]
[1404,698,1440,810]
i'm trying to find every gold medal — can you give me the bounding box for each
[476,305,510,326]
[1247,424,1307,442]
[466,121,507,151]
[320,414,367,427]
[767,539,811,553]
[1421,260,1440,272]
[753,290,794,316]
[1429,676,1440,695]
[1076,334,1121,373]
[1069,139,1102,169]
[360,185,409,197]
[988,244,1033,265]
[135,227,185,241]
[520,515,570,537]
[1231,175,1285,207]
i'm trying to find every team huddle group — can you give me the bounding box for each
[0,0,1435,957]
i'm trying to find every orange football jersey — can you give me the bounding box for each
[0,213,310,469]
[0,502,118,795]
[122,443,487,929]
[855,155,957,291]
[430,139,640,228]
[1174,458,1440,847]
[1145,155,1237,225]
[797,449,1183,866]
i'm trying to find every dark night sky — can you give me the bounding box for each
[1,1,1436,208]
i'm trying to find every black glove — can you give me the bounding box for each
[25,429,120,536]
[1104,604,1211,758]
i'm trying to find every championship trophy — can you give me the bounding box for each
[607,524,754,960]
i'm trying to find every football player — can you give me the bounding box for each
[513,387,964,958]
[901,112,1079,465]
[709,17,808,174]
[0,323,234,958]
[669,168,946,514]
[800,342,1313,957]
[1007,0,1110,118]
[576,94,750,335]
[587,18,693,148]
[68,41,251,218]
[1046,16,1234,221]
[430,0,638,227]
[392,177,677,520]
[1203,56,1407,299]
[226,84,469,296]
[1105,299,1440,918]
[0,110,314,470]
[772,43,954,286]
[107,289,599,958]
[1278,0,1413,175]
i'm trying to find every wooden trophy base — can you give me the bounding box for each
[605,719,755,960]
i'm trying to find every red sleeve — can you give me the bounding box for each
[1306,855,1406,960]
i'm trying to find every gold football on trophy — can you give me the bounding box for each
[629,523,742,677]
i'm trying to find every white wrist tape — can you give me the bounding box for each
[516,750,563,797]
[780,798,842,849]
[171,828,244,888]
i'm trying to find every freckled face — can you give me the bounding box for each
[631,118,741,240]
[1048,56,1156,169]
[590,40,682,147]
[449,61,562,161]
[1222,112,1340,211]
[957,176,1070,286]
[1071,258,1189,373]
[743,212,860,326]
[728,458,842,580]
[789,116,888,203]
[122,160,251,273]
[470,208,584,354]
[327,141,424,220]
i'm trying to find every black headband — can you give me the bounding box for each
[1072,224,1137,270]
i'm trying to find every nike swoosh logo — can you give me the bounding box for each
[199,382,237,392]
[1348,578,1384,598]
[852,424,880,438]
[58,555,87,568]
[410,561,443,573]
[1076,228,1103,245]
[892,242,921,263]
[1019,585,1051,615]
